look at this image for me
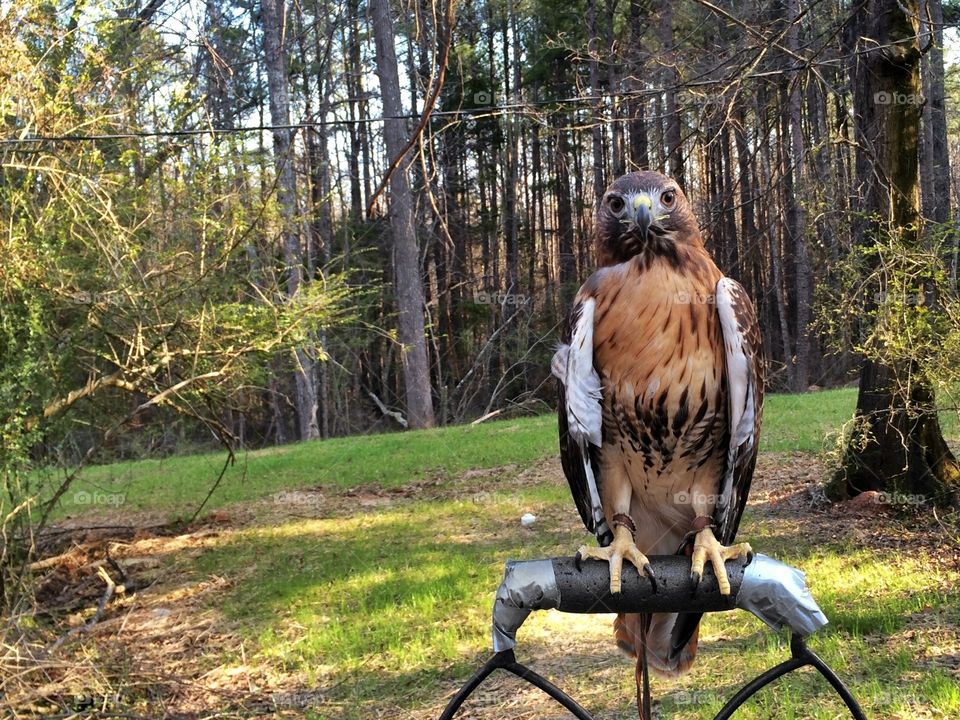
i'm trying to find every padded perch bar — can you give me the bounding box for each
[492,553,827,652]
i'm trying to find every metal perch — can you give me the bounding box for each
[438,553,868,720]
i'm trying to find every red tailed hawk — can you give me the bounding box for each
[552,170,764,714]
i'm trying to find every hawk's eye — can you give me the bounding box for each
[661,190,677,208]
[607,195,625,214]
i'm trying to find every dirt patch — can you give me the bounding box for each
[749,453,960,571]
[3,516,254,717]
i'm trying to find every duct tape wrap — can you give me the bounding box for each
[492,559,559,652]
[491,553,827,652]
[736,553,828,636]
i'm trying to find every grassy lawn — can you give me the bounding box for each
[18,387,960,719]
[56,389,865,520]
[173,459,958,720]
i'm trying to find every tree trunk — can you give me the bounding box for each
[920,0,951,230]
[832,0,959,504]
[555,115,576,305]
[759,87,793,375]
[345,0,364,228]
[720,123,739,277]
[260,0,320,441]
[785,0,811,391]
[369,0,435,429]
[733,103,759,294]
[588,0,606,201]
[658,0,683,186]
[503,0,520,293]
[606,0,623,178]
[626,0,649,170]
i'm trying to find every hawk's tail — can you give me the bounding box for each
[614,611,700,677]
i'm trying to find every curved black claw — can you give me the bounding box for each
[574,550,583,572]
[690,569,701,587]
[643,563,658,593]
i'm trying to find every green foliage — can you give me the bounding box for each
[817,228,960,404]
[942,0,960,24]
[0,0,358,608]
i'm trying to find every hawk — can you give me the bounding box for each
[552,170,764,712]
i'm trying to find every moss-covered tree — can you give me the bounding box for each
[831,0,960,505]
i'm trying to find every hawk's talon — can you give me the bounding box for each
[642,563,657,593]
[689,526,751,596]
[575,524,651,595]
[574,550,584,572]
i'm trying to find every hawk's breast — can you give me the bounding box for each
[591,255,728,487]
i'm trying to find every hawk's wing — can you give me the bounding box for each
[670,276,764,661]
[553,294,613,547]
[713,277,765,545]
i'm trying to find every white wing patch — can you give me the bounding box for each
[552,298,602,447]
[716,278,757,515]
[552,297,606,533]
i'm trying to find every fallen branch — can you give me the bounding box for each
[45,567,116,655]
[187,448,238,524]
[470,399,551,425]
[367,390,408,428]
[471,409,503,425]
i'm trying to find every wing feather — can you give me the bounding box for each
[554,295,612,546]
[714,277,765,544]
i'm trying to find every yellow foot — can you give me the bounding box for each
[690,526,752,596]
[576,524,656,594]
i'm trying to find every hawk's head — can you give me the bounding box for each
[594,171,699,267]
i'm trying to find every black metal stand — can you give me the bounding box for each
[439,633,867,720]
[713,633,867,720]
[437,649,592,720]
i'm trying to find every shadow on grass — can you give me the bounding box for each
[191,502,568,672]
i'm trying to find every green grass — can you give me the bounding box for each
[190,490,569,692]
[184,485,959,719]
[55,388,871,520]
[50,412,556,518]
[40,385,960,718]
[762,387,857,452]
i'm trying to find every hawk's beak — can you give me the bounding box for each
[631,194,653,239]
